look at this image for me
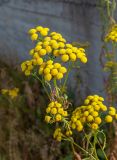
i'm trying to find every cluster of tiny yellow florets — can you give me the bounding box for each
[28,26,87,63]
[39,60,67,81]
[1,88,19,99]
[21,25,88,78]
[70,95,107,131]
[21,59,38,76]
[104,61,117,71]
[53,127,72,141]
[59,46,87,63]
[53,128,63,141]
[105,24,117,42]
[45,101,68,123]
[105,107,117,123]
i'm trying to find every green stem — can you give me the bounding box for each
[106,0,111,18]
[62,63,72,92]
[53,78,59,97]
[93,132,99,160]
[97,138,108,160]
[84,132,94,151]
[67,138,96,160]
[32,73,50,99]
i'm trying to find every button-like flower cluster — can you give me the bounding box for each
[60,46,87,63]
[105,107,117,123]
[53,128,63,141]
[1,88,19,99]
[45,101,68,123]
[28,26,50,41]
[70,95,107,131]
[39,60,67,81]
[105,24,117,42]
[21,59,40,76]
[21,25,88,80]
[53,127,73,142]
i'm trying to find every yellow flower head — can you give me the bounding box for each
[105,24,117,42]
[1,88,19,99]
[38,60,67,81]
[45,101,68,123]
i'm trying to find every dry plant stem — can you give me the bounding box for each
[71,142,82,160]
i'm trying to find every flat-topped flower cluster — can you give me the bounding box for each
[21,26,87,81]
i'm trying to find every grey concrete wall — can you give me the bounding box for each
[0,0,109,99]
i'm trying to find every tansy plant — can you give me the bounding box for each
[21,26,116,159]
[1,88,19,109]
[104,23,117,106]
[1,88,19,99]
[100,0,117,107]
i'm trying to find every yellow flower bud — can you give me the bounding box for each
[58,108,64,114]
[31,33,38,41]
[91,111,98,117]
[76,124,83,132]
[48,102,54,108]
[55,102,62,108]
[80,56,87,63]
[35,45,42,51]
[91,123,98,130]
[59,49,66,55]
[58,42,65,48]
[101,105,107,111]
[39,49,47,56]
[54,63,61,69]
[109,110,116,116]
[28,28,36,34]
[46,60,53,65]
[44,74,52,81]
[83,111,89,117]
[105,115,113,123]
[37,58,43,65]
[87,115,94,122]
[51,69,58,76]
[84,99,90,105]
[29,49,35,55]
[45,46,52,53]
[25,70,31,76]
[51,108,57,115]
[44,68,50,74]
[46,107,51,113]
[36,26,43,31]
[55,114,62,121]
[59,67,67,74]
[94,117,102,124]
[56,73,63,79]
[71,123,76,129]
[53,50,59,57]
[52,42,59,49]
[40,29,48,36]
[45,116,51,123]
[43,41,50,46]
[38,67,44,75]
[69,53,77,61]
[61,54,69,62]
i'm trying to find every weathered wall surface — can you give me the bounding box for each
[0,0,110,98]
